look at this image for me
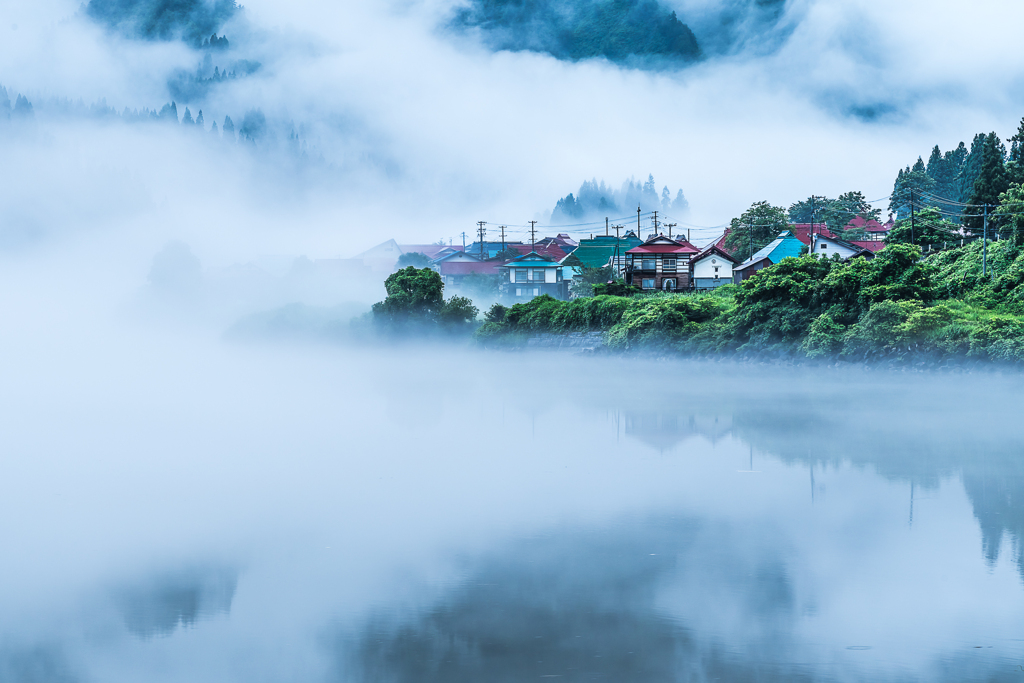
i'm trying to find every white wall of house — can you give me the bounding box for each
[812,235,859,259]
[692,254,733,281]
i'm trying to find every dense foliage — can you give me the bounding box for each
[452,0,700,66]
[86,0,237,42]
[475,242,1024,365]
[372,267,479,333]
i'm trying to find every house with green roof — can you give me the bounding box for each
[571,233,642,272]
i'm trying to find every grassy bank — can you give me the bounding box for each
[475,242,1024,364]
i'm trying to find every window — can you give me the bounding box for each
[533,288,539,296]
[663,279,676,290]
[642,278,655,289]
[556,268,563,281]
[663,258,677,272]
[641,258,656,270]
[820,244,827,249]
[516,288,522,296]
[515,268,527,282]
[531,268,545,281]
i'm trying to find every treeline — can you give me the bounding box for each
[551,174,688,223]
[85,0,238,43]
[889,120,1024,241]
[451,0,700,66]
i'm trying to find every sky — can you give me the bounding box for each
[4,0,1024,263]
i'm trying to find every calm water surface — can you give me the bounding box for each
[1,338,1022,683]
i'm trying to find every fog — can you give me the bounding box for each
[3,1,1024,680]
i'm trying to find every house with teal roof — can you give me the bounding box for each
[732,230,806,284]
[571,233,643,272]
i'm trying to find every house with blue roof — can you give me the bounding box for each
[732,230,806,284]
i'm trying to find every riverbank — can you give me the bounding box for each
[475,242,1024,365]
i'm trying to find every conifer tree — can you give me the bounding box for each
[195,110,204,128]
[181,107,194,125]
[0,86,10,120]
[889,159,936,219]
[13,95,34,118]
[223,115,235,139]
[671,188,689,214]
[964,132,1009,236]
[210,120,218,135]
[1006,117,1024,187]
[956,133,987,204]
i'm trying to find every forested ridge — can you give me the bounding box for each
[452,0,701,65]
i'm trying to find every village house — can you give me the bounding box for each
[624,235,699,291]
[430,251,502,287]
[809,233,881,260]
[690,244,738,290]
[733,230,805,283]
[572,233,643,275]
[498,252,569,301]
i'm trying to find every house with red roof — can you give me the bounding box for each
[624,235,699,292]
[791,223,838,246]
[844,216,893,241]
[430,251,503,288]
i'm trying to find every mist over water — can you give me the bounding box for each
[2,319,1024,682]
[5,0,1024,681]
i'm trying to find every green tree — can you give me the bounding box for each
[823,191,882,239]
[725,201,789,261]
[889,157,937,219]
[964,132,1009,236]
[884,207,961,249]
[1008,118,1024,188]
[395,252,432,269]
[372,267,445,324]
[956,133,987,204]
[788,196,833,224]
[438,296,479,327]
[994,184,1024,246]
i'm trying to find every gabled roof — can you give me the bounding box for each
[627,235,699,255]
[692,243,739,265]
[738,230,804,268]
[511,243,567,261]
[790,224,837,246]
[844,216,890,233]
[735,256,773,272]
[439,261,502,275]
[572,235,643,267]
[398,244,464,259]
[849,240,886,253]
[815,233,886,255]
[432,250,482,264]
[500,251,560,267]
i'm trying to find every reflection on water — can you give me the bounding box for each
[340,520,810,683]
[3,351,1024,683]
[116,568,236,637]
[0,647,76,683]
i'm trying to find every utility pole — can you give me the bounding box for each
[528,220,538,249]
[910,189,915,246]
[666,222,676,240]
[499,225,506,254]
[477,221,486,260]
[613,224,622,277]
[461,231,466,250]
[653,211,659,235]
[810,195,816,255]
[605,217,609,237]
[983,203,989,277]
[637,206,641,240]
[748,218,753,260]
